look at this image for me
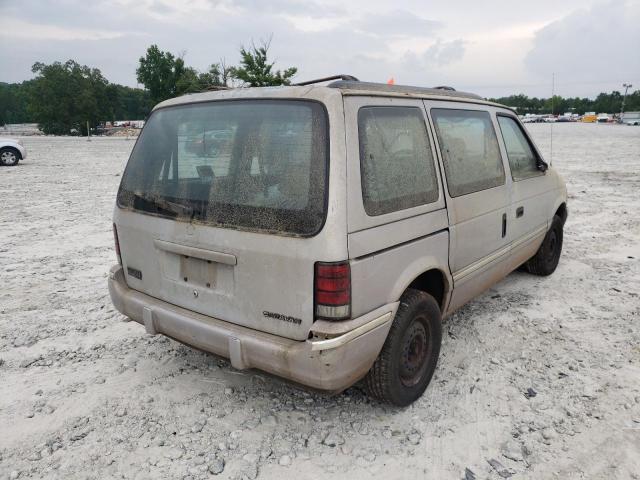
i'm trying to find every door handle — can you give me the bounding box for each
[516,206,524,218]
[502,213,507,238]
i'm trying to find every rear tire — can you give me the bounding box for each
[525,215,563,276]
[365,289,442,406]
[0,147,20,166]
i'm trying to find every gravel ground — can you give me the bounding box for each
[0,123,639,480]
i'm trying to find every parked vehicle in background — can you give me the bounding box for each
[0,137,26,166]
[622,111,640,125]
[597,113,611,123]
[582,112,597,123]
[108,77,568,406]
[558,113,578,122]
[521,114,544,123]
[112,120,145,129]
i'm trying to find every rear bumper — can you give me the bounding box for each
[108,265,396,392]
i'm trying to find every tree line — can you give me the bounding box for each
[488,91,640,116]
[0,40,297,135]
[1,65,152,134]
[1,38,638,134]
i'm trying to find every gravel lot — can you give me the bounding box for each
[1,123,639,480]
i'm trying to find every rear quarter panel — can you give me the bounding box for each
[350,228,451,318]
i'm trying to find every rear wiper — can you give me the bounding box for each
[131,192,194,217]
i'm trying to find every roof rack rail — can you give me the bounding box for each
[295,74,360,86]
[433,85,456,91]
[327,81,483,100]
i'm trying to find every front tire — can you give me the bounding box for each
[365,289,442,406]
[0,147,20,166]
[525,215,564,276]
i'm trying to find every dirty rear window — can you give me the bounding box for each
[117,100,328,236]
[358,106,439,216]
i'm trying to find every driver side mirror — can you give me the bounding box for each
[537,159,548,172]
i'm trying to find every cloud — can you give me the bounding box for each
[0,19,144,41]
[525,0,640,83]
[423,39,466,66]
[228,0,345,17]
[358,9,442,37]
[0,0,634,97]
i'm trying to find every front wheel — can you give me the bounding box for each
[0,147,20,166]
[365,289,442,406]
[525,215,564,276]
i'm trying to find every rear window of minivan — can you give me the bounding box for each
[117,100,328,236]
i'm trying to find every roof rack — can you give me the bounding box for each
[327,80,483,100]
[295,74,360,86]
[433,85,456,91]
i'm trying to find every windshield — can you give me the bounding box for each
[117,100,329,236]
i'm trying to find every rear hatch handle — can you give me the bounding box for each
[153,239,237,266]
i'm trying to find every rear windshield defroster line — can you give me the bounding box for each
[117,99,329,236]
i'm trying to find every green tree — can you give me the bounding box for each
[106,84,153,120]
[0,81,33,125]
[593,91,623,114]
[230,39,297,87]
[625,90,640,111]
[137,45,230,102]
[174,66,201,95]
[136,45,188,104]
[198,62,232,89]
[174,63,228,95]
[28,60,111,135]
[489,90,640,115]
[542,95,567,115]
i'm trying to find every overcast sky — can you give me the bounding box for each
[1,0,638,98]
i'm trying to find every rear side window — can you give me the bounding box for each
[358,106,439,216]
[497,115,542,181]
[117,100,328,236]
[431,109,505,197]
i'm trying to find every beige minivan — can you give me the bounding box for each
[108,76,567,406]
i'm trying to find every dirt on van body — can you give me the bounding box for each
[0,123,639,480]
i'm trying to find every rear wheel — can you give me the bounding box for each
[525,215,563,276]
[365,289,442,406]
[0,147,20,166]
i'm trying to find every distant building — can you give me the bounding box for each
[622,111,640,125]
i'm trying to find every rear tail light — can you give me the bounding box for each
[113,223,122,265]
[314,261,351,320]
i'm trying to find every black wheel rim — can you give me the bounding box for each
[1,151,16,165]
[399,317,431,387]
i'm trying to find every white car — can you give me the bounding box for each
[0,137,27,166]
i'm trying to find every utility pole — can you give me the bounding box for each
[550,72,554,166]
[620,83,632,120]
